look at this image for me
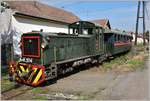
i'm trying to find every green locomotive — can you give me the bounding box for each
[9,21,132,86]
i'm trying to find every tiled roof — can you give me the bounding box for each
[90,19,111,29]
[91,19,107,26]
[6,1,80,24]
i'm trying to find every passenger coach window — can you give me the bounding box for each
[114,34,117,42]
[116,35,118,42]
[99,28,102,33]
[125,36,127,42]
[123,36,125,42]
[95,28,100,34]
[95,28,102,34]
[127,37,129,41]
[118,35,120,41]
[121,35,122,41]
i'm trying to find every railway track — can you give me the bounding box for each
[1,85,33,100]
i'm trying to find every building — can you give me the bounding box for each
[132,33,148,44]
[1,1,80,65]
[6,1,80,33]
[90,19,111,29]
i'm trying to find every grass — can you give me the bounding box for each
[100,44,148,72]
[128,59,144,66]
[1,75,16,92]
[79,95,92,100]
[1,67,23,92]
[127,59,145,70]
[1,66,16,92]
[100,54,129,71]
[31,87,49,100]
[32,87,49,94]
[32,95,47,100]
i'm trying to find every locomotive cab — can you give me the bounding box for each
[69,21,96,35]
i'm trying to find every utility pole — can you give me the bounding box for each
[135,1,140,45]
[142,1,146,45]
[135,1,146,45]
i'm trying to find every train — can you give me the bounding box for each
[8,21,133,86]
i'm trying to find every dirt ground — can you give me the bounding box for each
[2,60,148,100]
[45,63,149,100]
[1,45,149,100]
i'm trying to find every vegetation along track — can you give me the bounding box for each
[1,85,33,100]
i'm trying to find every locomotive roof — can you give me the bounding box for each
[89,21,104,28]
[23,31,93,38]
[69,21,103,28]
[23,20,132,37]
[104,28,132,37]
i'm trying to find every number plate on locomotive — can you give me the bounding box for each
[19,57,33,63]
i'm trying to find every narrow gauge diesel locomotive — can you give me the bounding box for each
[9,21,133,86]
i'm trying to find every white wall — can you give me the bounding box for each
[12,16,68,33]
[132,34,147,44]
[11,15,69,55]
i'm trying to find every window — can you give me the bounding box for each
[115,34,117,42]
[22,35,40,58]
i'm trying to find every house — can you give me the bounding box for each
[132,33,147,44]
[1,1,80,65]
[90,19,111,29]
[6,1,80,33]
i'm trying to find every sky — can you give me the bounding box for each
[40,0,150,33]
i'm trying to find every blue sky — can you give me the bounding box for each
[41,0,149,33]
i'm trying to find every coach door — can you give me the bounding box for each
[104,33,114,56]
[95,27,103,53]
[99,28,104,53]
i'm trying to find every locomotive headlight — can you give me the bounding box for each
[41,42,46,49]
[41,38,48,49]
